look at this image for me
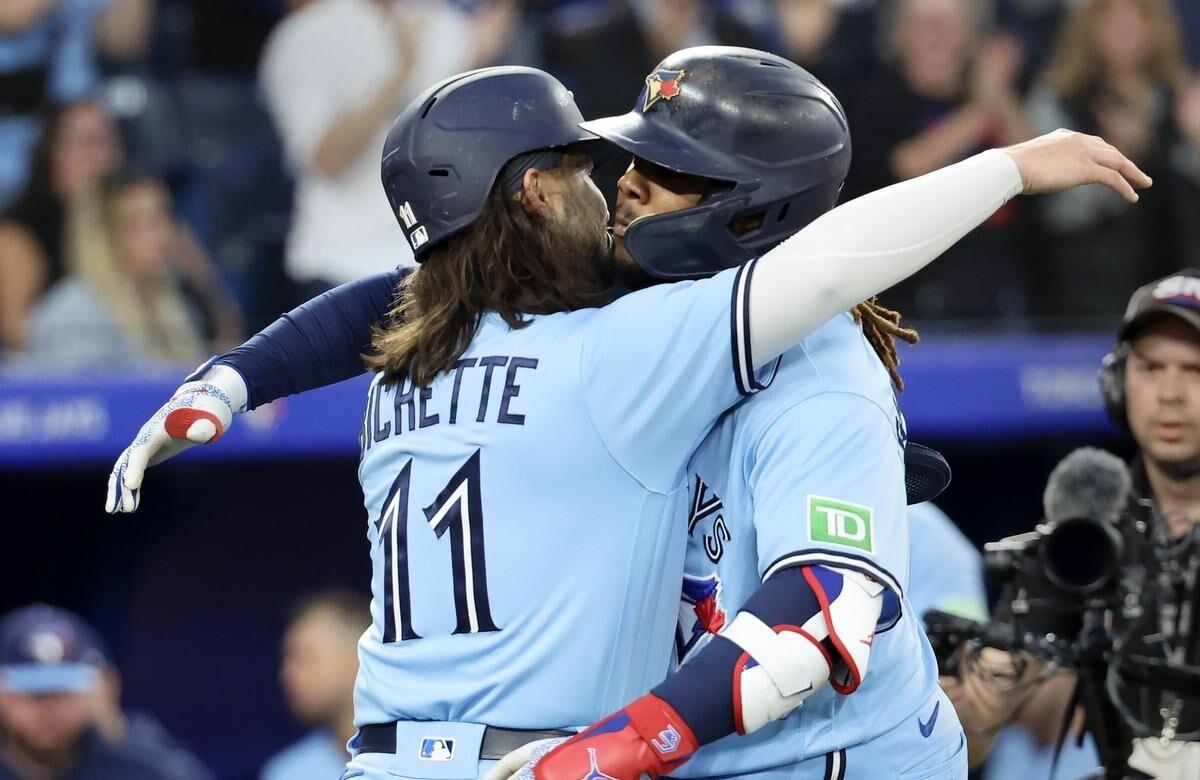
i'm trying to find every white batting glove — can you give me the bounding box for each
[483,738,565,780]
[105,360,247,513]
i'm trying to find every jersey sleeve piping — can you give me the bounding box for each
[762,549,904,633]
[731,258,780,396]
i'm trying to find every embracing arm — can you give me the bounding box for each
[747,131,1150,367]
[104,268,405,513]
[217,269,404,409]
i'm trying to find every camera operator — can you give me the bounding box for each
[944,268,1200,779]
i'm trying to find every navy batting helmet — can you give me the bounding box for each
[581,46,851,280]
[381,66,598,260]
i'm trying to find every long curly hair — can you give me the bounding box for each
[365,160,612,387]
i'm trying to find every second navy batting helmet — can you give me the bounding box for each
[381,66,599,260]
[581,46,851,280]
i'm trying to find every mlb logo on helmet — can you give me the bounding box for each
[418,737,455,761]
[642,69,687,113]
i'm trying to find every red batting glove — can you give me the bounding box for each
[531,694,698,780]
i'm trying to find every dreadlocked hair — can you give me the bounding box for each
[851,297,918,392]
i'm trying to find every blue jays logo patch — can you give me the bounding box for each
[418,737,454,761]
[643,69,687,113]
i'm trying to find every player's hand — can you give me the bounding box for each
[505,694,698,780]
[483,738,565,780]
[105,361,245,513]
[1001,128,1152,203]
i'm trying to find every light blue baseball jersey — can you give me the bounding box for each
[905,502,988,622]
[674,312,948,778]
[353,262,772,730]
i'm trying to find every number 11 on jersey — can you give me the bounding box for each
[376,449,500,642]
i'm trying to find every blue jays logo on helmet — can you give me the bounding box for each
[643,69,687,113]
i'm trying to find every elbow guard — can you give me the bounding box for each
[721,565,884,734]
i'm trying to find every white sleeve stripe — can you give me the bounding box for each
[763,552,902,602]
[730,258,761,396]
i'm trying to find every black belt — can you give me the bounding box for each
[358,723,573,760]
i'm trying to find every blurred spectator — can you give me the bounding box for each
[22,172,211,369]
[1027,0,1200,323]
[260,0,519,299]
[630,0,772,62]
[90,0,155,65]
[0,100,123,353]
[841,0,1035,323]
[772,0,885,83]
[261,591,369,780]
[1176,0,1200,67]
[0,0,151,208]
[0,604,212,779]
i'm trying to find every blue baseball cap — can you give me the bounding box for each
[0,605,107,695]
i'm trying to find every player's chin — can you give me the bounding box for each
[612,236,636,270]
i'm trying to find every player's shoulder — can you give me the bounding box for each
[460,309,596,363]
[734,314,895,425]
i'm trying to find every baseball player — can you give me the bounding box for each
[483,50,961,780]
[106,53,1148,780]
[467,50,1155,780]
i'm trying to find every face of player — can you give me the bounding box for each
[611,157,712,272]
[52,103,123,201]
[539,150,611,256]
[0,687,91,765]
[279,608,359,726]
[111,181,175,283]
[1093,0,1151,73]
[1125,317,1200,469]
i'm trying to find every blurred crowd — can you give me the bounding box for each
[0,595,366,780]
[1,0,1200,372]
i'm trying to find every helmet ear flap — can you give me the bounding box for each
[1099,345,1129,430]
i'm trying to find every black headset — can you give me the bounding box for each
[1098,342,1130,431]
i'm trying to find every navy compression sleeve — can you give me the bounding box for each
[217,269,407,409]
[652,565,825,745]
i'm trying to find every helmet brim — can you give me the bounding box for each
[579,113,749,184]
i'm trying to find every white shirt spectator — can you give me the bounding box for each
[260,0,474,286]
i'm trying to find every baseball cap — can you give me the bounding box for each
[0,605,107,695]
[1117,269,1200,342]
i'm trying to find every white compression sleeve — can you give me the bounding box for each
[747,149,1023,366]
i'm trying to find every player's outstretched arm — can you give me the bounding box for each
[745,129,1150,366]
[105,269,405,514]
[105,360,246,513]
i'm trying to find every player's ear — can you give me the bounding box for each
[515,167,554,221]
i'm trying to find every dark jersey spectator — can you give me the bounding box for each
[1027,0,1200,324]
[840,0,1035,324]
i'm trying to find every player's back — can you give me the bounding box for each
[353,264,771,732]
[677,312,944,776]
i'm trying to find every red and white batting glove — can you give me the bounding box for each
[513,694,698,780]
[105,359,246,513]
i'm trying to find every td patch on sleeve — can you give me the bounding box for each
[808,495,874,554]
